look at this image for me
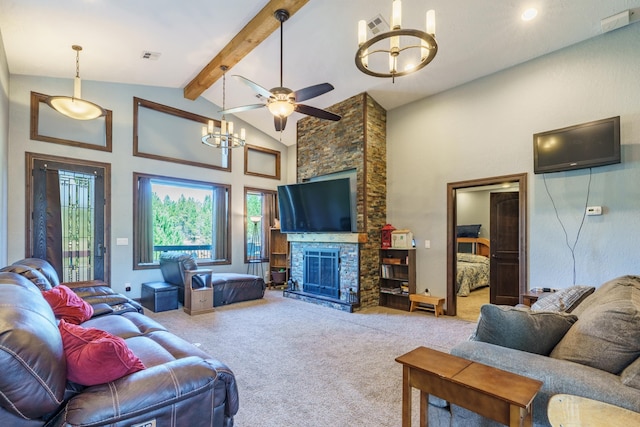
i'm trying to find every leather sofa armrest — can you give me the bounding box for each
[55,357,238,425]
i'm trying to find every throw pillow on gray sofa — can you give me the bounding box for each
[530,285,595,313]
[550,295,640,375]
[471,304,578,355]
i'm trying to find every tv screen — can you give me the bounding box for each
[533,116,620,174]
[278,178,354,233]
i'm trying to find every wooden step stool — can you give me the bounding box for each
[409,294,445,317]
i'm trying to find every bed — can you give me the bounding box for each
[456,237,490,296]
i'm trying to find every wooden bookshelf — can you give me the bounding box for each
[379,248,416,311]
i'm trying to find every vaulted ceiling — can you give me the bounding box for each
[1,0,639,145]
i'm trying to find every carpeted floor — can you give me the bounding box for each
[455,286,489,322]
[146,290,477,427]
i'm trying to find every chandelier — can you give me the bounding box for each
[201,66,246,155]
[46,45,106,120]
[356,0,437,82]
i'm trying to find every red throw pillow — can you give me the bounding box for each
[42,285,94,324]
[58,320,145,386]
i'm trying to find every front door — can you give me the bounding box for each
[490,192,520,305]
[27,154,110,283]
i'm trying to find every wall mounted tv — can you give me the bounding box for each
[278,178,355,233]
[533,116,620,174]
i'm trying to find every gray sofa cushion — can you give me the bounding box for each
[471,304,577,355]
[621,357,640,390]
[550,276,640,375]
[530,285,595,313]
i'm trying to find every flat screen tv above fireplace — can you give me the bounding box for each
[278,178,355,233]
[533,116,620,174]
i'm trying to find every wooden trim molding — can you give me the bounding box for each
[30,92,113,152]
[132,97,230,171]
[446,173,528,316]
[244,144,281,179]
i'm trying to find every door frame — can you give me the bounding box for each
[446,173,528,316]
[25,152,111,283]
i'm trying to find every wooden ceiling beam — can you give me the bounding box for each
[184,0,310,100]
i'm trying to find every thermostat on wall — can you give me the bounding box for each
[586,206,602,216]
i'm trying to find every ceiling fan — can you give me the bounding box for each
[221,9,341,132]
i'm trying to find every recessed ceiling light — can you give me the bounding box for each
[521,8,538,21]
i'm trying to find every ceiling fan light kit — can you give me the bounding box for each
[46,45,106,120]
[356,0,438,82]
[201,66,246,155]
[221,8,341,132]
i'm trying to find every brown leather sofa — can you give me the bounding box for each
[0,258,239,427]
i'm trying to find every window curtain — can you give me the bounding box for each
[213,186,228,260]
[261,192,278,259]
[137,177,154,264]
[45,169,64,279]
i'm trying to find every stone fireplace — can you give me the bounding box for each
[292,92,387,311]
[284,233,364,312]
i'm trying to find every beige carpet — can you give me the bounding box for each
[146,289,477,427]
[455,286,489,322]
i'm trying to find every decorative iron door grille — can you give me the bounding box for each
[303,249,340,298]
[59,171,95,282]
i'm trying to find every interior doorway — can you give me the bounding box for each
[446,173,528,317]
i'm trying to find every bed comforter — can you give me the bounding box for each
[456,253,489,296]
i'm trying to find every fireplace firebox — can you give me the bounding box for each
[303,248,340,298]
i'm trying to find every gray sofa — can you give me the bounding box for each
[429,275,640,426]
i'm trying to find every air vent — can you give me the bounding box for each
[141,51,161,60]
[367,14,389,35]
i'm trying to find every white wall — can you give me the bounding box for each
[7,75,288,297]
[387,24,640,298]
[0,30,9,266]
[457,191,490,239]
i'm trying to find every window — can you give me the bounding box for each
[244,187,278,264]
[134,173,230,269]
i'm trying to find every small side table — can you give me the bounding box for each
[396,346,542,427]
[183,269,215,315]
[409,294,444,317]
[521,290,553,307]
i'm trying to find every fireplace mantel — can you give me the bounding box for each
[286,233,368,244]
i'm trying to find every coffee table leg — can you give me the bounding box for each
[420,390,428,427]
[402,366,411,427]
[509,404,532,427]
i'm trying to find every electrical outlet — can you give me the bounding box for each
[125,282,131,292]
[424,240,431,249]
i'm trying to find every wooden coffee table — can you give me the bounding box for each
[396,346,542,427]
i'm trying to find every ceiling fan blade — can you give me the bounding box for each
[233,75,274,99]
[219,104,265,115]
[293,83,334,102]
[295,104,341,121]
[274,116,287,132]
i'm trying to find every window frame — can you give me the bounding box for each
[244,187,278,264]
[133,172,231,270]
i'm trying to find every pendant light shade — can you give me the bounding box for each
[46,45,106,120]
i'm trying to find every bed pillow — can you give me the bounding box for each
[58,320,145,386]
[530,285,595,313]
[42,285,94,324]
[471,304,578,355]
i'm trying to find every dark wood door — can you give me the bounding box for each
[490,192,520,305]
